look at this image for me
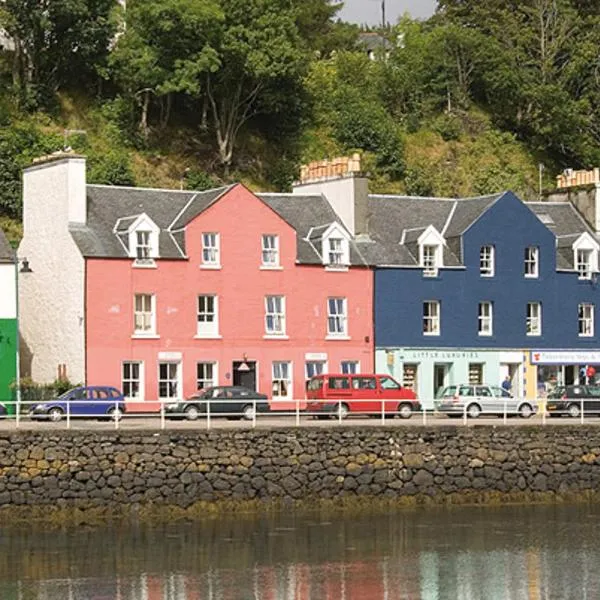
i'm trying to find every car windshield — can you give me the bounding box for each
[57,389,78,399]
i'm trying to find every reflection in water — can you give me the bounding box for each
[0,504,599,599]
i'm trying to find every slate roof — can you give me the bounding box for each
[0,228,14,263]
[528,202,599,269]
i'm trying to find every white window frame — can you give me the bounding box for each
[135,230,152,260]
[478,301,493,336]
[327,297,348,337]
[261,234,280,268]
[133,293,156,336]
[196,362,217,391]
[124,213,159,264]
[321,224,350,268]
[328,238,345,266]
[196,295,219,338]
[341,360,360,374]
[577,249,593,280]
[423,301,440,336]
[272,361,292,400]
[265,295,286,337]
[421,244,439,276]
[201,232,220,267]
[158,361,181,400]
[526,302,542,336]
[480,245,494,277]
[305,360,326,381]
[579,303,594,337]
[524,246,539,278]
[122,361,144,401]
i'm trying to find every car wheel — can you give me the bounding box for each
[397,403,413,419]
[108,407,123,421]
[518,403,533,419]
[242,405,256,421]
[338,403,349,420]
[567,403,581,418]
[466,403,481,419]
[184,405,200,421]
[48,407,64,423]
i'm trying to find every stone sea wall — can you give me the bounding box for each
[1,426,600,515]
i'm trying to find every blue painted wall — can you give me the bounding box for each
[375,192,600,349]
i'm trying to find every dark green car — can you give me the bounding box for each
[164,386,270,421]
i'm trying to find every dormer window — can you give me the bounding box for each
[319,223,350,269]
[136,231,152,260]
[577,249,592,279]
[328,238,344,265]
[417,225,444,277]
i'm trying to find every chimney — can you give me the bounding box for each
[293,153,369,235]
[23,152,87,227]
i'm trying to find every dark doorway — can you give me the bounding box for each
[233,361,257,390]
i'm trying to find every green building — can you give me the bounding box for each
[0,229,17,415]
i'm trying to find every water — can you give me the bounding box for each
[0,503,598,599]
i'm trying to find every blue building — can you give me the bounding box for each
[371,191,600,404]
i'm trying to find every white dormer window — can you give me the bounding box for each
[417,226,445,277]
[202,232,220,267]
[320,223,350,269]
[573,233,599,280]
[121,213,159,266]
[261,234,279,267]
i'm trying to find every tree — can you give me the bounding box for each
[204,0,305,172]
[0,0,116,105]
[109,0,222,139]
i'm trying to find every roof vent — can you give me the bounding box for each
[537,213,555,226]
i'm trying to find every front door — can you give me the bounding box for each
[433,364,449,398]
[233,361,257,390]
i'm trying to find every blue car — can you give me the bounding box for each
[29,386,126,422]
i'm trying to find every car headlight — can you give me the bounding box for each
[32,404,45,411]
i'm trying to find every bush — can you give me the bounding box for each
[14,377,79,412]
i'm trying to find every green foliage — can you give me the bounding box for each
[15,376,79,408]
[0,120,61,218]
[184,169,219,191]
[87,150,135,187]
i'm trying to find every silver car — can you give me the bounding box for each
[435,384,536,419]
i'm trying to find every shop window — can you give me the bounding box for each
[402,364,418,391]
[469,363,483,385]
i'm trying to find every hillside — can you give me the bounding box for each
[1,0,599,245]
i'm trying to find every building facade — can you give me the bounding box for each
[0,229,17,413]
[372,191,600,405]
[19,154,373,410]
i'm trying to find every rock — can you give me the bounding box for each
[413,469,434,487]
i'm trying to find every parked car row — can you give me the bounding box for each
[6,378,600,422]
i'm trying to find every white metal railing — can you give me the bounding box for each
[0,396,599,429]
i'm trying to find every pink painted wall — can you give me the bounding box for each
[85,184,373,411]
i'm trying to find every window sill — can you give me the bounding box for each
[526,333,541,337]
[132,259,157,269]
[325,265,349,272]
[260,265,283,271]
[478,333,493,337]
[263,334,289,340]
[194,334,222,340]
[480,273,494,278]
[422,271,439,278]
[200,264,222,270]
[325,335,351,340]
[524,275,538,279]
[131,334,160,339]
[578,334,594,338]
[423,332,440,336]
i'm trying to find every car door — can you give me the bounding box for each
[68,387,89,417]
[475,386,494,415]
[490,385,515,414]
[326,376,352,408]
[585,385,600,413]
[350,376,379,413]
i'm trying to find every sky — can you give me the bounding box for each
[337,0,438,26]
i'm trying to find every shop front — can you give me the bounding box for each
[376,348,525,408]
[530,350,600,398]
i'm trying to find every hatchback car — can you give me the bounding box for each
[165,386,270,421]
[546,385,600,418]
[435,384,535,419]
[29,386,126,422]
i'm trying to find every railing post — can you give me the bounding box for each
[15,401,19,429]
[581,398,585,425]
[541,397,546,425]
[206,398,211,430]
[160,401,165,430]
[380,398,385,425]
[338,400,342,424]
[252,399,257,428]
[295,397,300,427]
[462,403,467,426]
[422,404,427,425]
[66,400,71,429]
[114,399,119,430]
[503,397,507,425]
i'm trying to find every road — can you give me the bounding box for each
[1,414,599,431]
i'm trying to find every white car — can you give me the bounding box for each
[435,384,536,419]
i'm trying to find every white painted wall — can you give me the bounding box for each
[19,156,86,384]
[0,263,16,318]
[293,174,369,235]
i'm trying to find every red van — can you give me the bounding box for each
[306,374,420,419]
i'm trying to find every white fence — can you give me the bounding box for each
[0,396,599,429]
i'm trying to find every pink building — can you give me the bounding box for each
[19,153,374,410]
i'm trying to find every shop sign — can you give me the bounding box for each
[530,350,600,365]
[398,349,483,361]
[305,353,327,360]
